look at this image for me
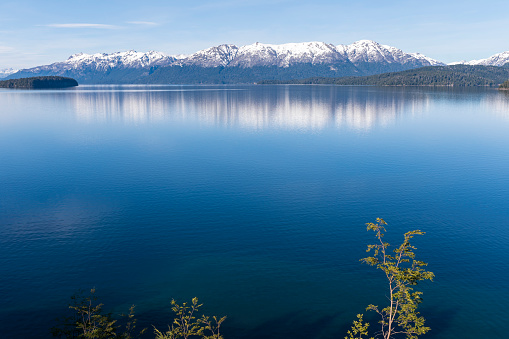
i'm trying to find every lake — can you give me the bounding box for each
[1,85,508,338]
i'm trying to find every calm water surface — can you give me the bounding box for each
[1,85,508,338]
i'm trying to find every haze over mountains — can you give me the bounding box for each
[0,68,18,79]
[3,40,508,84]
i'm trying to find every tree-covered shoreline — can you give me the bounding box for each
[0,76,78,89]
[258,65,509,87]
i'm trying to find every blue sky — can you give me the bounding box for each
[1,0,508,69]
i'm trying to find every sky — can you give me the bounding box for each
[1,0,508,69]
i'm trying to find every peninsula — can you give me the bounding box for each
[0,76,78,89]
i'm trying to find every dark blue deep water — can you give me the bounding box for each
[1,85,508,338]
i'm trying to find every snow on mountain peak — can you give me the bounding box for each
[62,50,175,69]
[447,61,467,65]
[463,51,509,66]
[14,40,447,77]
[337,40,443,66]
[408,53,444,66]
[351,39,380,46]
[0,68,19,78]
[179,44,239,67]
[230,41,345,67]
[68,52,84,59]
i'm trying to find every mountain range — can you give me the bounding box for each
[3,40,509,84]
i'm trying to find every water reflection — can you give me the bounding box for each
[70,85,432,130]
[483,90,509,121]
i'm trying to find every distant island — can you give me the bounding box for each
[258,65,509,87]
[0,76,78,89]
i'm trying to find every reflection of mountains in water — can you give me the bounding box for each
[72,86,431,130]
[483,91,509,120]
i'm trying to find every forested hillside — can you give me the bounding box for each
[259,65,509,87]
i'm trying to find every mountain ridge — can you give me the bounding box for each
[14,40,445,72]
[6,40,508,84]
[461,51,509,67]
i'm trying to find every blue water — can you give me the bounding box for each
[1,85,508,338]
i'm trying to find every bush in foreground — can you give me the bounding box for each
[51,288,146,339]
[53,219,433,339]
[346,219,434,339]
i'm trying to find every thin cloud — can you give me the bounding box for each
[0,45,15,53]
[192,0,288,11]
[128,21,158,26]
[45,23,119,29]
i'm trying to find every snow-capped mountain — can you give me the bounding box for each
[459,51,509,67]
[177,44,238,67]
[228,41,348,67]
[15,40,443,71]
[176,40,442,68]
[68,50,177,69]
[21,50,177,75]
[7,40,446,84]
[338,40,443,67]
[0,68,19,79]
